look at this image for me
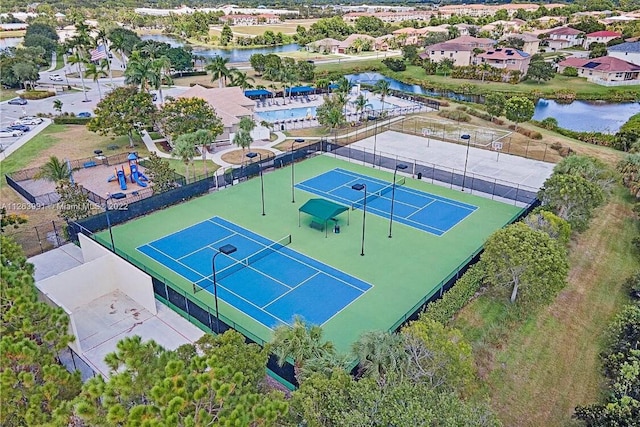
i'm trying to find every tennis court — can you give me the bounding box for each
[137,216,372,329]
[296,168,477,236]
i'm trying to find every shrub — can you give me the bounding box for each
[421,263,486,325]
[21,90,56,100]
[170,70,207,78]
[438,110,471,122]
[53,117,91,125]
[550,142,563,150]
[562,66,578,77]
[382,58,406,72]
[507,125,543,139]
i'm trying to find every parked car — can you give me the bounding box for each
[7,97,27,105]
[14,117,43,126]
[0,128,23,137]
[8,124,30,132]
[49,74,63,81]
[151,92,158,101]
[77,112,92,118]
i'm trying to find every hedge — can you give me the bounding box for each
[53,117,91,125]
[171,70,207,78]
[21,90,56,100]
[420,262,486,325]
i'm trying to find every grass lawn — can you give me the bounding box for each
[165,157,219,181]
[0,88,20,102]
[386,65,640,98]
[452,190,639,426]
[0,30,25,38]
[53,52,66,71]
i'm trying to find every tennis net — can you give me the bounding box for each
[351,177,406,210]
[216,234,292,282]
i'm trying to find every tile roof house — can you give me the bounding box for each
[583,30,621,48]
[607,41,640,66]
[502,33,540,55]
[306,37,341,54]
[477,48,531,74]
[336,34,377,53]
[421,36,496,66]
[544,26,584,51]
[557,56,640,85]
[176,85,256,142]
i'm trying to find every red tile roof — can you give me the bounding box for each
[558,56,640,72]
[547,26,583,36]
[478,48,529,60]
[585,30,621,38]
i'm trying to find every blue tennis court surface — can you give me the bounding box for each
[137,217,372,329]
[296,168,477,236]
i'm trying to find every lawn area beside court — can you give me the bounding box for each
[0,88,20,102]
[94,155,523,352]
[453,191,638,426]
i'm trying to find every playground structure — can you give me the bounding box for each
[108,153,148,190]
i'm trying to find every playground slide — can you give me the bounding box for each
[130,164,148,187]
[117,170,127,190]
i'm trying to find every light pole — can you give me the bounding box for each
[461,134,471,192]
[246,152,265,215]
[372,115,379,168]
[291,138,304,203]
[351,183,367,256]
[105,192,115,252]
[211,244,237,334]
[388,164,408,238]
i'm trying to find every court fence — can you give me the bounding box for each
[3,220,69,257]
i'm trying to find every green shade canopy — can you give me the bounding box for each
[298,198,349,237]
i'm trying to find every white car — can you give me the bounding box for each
[14,117,43,126]
[49,74,63,81]
[0,128,23,137]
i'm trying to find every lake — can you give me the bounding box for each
[346,72,640,134]
[0,37,23,49]
[140,34,300,63]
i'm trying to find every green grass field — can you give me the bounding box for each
[96,155,523,352]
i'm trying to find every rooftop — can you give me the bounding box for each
[559,55,640,72]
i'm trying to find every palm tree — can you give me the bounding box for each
[238,116,256,134]
[53,99,63,115]
[95,28,115,89]
[270,316,335,380]
[336,76,351,95]
[206,56,234,88]
[35,156,71,182]
[351,330,408,384]
[230,70,255,90]
[152,56,172,104]
[190,129,213,178]
[140,42,163,59]
[172,134,198,181]
[125,55,156,92]
[84,60,108,99]
[326,105,346,143]
[354,94,368,122]
[479,62,492,82]
[373,79,391,116]
[233,129,253,152]
[108,32,127,68]
[334,91,348,118]
[67,52,89,102]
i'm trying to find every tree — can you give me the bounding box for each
[373,79,391,116]
[482,222,569,306]
[144,152,178,193]
[151,56,172,104]
[526,60,555,83]
[402,45,419,64]
[538,173,606,231]
[67,51,89,102]
[484,92,505,120]
[563,66,579,77]
[220,24,233,46]
[589,42,608,58]
[88,86,156,148]
[55,180,93,221]
[553,154,617,194]
[523,210,572,246]
[479,62,492,82]
[124,54,155,92]
[354,93,369,121]
[156,97,223,143]
[206,55,234,88]
[11,62,38,90]
[504,96,535,130]
[617,153,640,198]
[270,316,335,381]
[35,156,71,182]
[382,57,407,72]
[229,69,255,89]
[249,53,266,75]
[172,133,199,181]
[233,127,253,152]
[84,60,108,99]
[352,330,408,383]
[53,99,63,115]
[0,236,82,426]
[437,58,455,76]
[316,96,346,143]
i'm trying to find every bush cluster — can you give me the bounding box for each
[531,120,615,147]
[438,109,471,122]
[53,117,91,125]
[507,125,543,140]
[21,90,56,100]
[421,263,485,325]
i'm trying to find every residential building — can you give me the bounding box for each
[535,15,568,29]
[336,34,377,54]
[608,41,640,66]
[219,14,280,26]
[342,10,433,23]
[480,19,526,35]
[135,5,298,17]
[421,36,496,66]
[437,3,564,19]
[306,37,341,54]
[557,56,640,85]
[177,85,256,142]
[502,33,541,56]
[477,48,531,74]
[392,27,421,46]
[544,26,584,51]
[582,30,621,49]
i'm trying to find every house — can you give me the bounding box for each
[544,26,583,50]
[306,37,341,54]
[336,34,377,54]
[219,14,281,26]
[392,27,420,46]
[177,85,256,142]
[557,56,640,85]
[608,41,640,66]
[582,30,621,49]
[374,35,393,51]
[502,33,540,56]
[421,36,496,66]
[480,19,525,35]
[477,48,531,75]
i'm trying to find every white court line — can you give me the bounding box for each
[262,272,321,309]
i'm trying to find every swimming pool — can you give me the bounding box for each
[356,90,402,111]
[256,106,318,122]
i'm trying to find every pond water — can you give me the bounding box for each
[346,72,640,134]
[140,34,299,63]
